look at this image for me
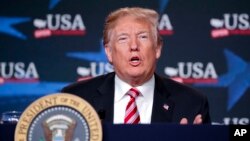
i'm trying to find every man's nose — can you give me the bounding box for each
[130,37,139,51]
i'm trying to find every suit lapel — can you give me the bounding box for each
[151,74,175,123]
[95,73,115,123]
[93,73,175,123]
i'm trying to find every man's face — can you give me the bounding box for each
[105,16,161,85]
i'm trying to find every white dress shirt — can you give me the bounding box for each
[113,75,155,124]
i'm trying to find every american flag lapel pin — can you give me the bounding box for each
[163,104,169,111]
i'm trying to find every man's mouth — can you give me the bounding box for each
[129,56,141,66]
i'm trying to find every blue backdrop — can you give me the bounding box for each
[0,0,249,125]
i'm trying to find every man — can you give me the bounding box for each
[62,7,211,124]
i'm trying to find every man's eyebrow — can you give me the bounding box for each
[116,33,129,37]
[137,31,150,35]
[115,31,149,37]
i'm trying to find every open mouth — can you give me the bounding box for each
[131,56,140,62]
[129,56,141,66]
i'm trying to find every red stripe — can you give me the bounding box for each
[133,116,140,124]
[124,88,140,124]
[124,107,137,123]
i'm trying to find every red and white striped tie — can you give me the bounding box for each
[124,88,140,124]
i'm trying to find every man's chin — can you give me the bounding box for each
[127,72,149,80]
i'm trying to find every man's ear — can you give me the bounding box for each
[156,44,162,59]
[156,34,163,59]
[104,44,113,63]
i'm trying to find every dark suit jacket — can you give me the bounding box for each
[61,72,211,124]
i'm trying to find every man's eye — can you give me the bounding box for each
[118,36,128,42]
[119,37,127,40]
[139,34,148,39]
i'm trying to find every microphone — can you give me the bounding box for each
[97,109,106,120]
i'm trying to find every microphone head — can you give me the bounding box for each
[98,109,106,120]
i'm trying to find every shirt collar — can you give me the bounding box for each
[114,75,155,102]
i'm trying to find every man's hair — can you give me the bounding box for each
[103,7,162,47]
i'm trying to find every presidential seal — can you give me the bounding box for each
[15,93,102,141]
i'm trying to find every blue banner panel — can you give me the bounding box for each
[0,0,249,125]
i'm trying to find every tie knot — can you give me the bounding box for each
[127,88,140,99]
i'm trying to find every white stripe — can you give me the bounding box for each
[125,104,136,117]
[125,88,140,123]
[126,112,139,123]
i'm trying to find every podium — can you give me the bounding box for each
[0,123,230,141]
[103,123,229,141]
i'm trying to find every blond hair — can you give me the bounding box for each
[103,7,162,47]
